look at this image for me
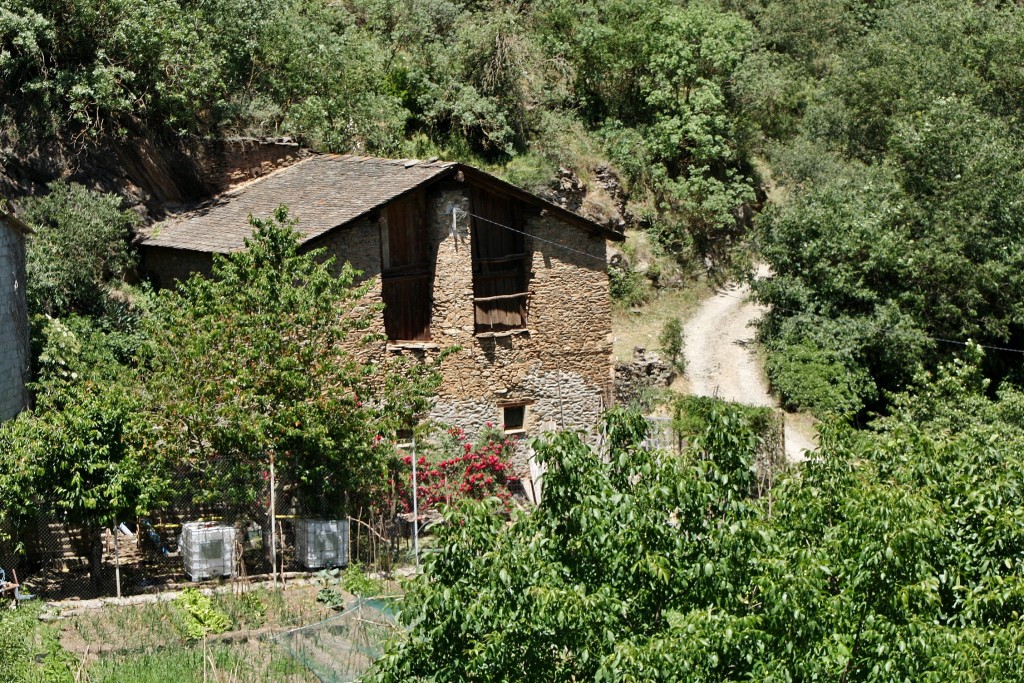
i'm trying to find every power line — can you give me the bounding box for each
[455,207,1024,356]
[713,284,1024,355]
[454,208,611,266]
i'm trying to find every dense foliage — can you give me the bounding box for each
[2,0,761,268]
[372,396,1024,681]
[740,0,1024,415]
[4,0,1024,676]
[6,0,1024,404]
[0,204,440,574]
[146,206,442,516]
[17,181,139,320]
[0,184,155,573]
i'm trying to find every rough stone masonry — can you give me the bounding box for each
[312,186,615,476]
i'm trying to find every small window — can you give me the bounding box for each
[503,404,526,432]
[396,428,414,447]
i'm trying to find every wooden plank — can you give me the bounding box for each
[381,190,431,341]
[473,292,529,303]
[470,187,528,331]
[475,253,527,266]
[383,191,428,272]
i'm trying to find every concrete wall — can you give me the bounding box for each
[0,219,29,421]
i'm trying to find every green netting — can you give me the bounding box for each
[274,598,399,682]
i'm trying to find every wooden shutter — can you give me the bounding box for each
[471,189,528,332]
[381,192,431,341]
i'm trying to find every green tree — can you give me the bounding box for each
[371,398,1024,681]
[0,315,164,586]
[658,316,685,373]
[147,206,443,517]
[18,181,138,319]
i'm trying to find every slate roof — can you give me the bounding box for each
[143,155,457,253]
[142,154,623,254]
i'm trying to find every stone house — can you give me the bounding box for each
[140,155,624,472]
[0,209,30,421]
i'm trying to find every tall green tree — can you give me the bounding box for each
[0,315,163,586]
[147,206,442,516]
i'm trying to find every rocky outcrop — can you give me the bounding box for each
[538,164,631,233]
[538,166,586,214]
[1,127,308,223]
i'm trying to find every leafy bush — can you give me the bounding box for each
[174,588,232,641]
[395,425,518,512]
[763,340,875,416]
[657,316,685,373]
[370,399,1024,681]
[317,562,385,608]
[19,182,138,319]
[342,562,385,598]
[315,568,347,609]
[608,263,650,307]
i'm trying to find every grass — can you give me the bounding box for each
[612,286,711,363]
[0,602,75,683]
[58,583,364,682]
[82,641,315,683]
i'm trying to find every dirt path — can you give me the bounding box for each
[683,274,816,462]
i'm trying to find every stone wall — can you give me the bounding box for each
[614,347,676,407]
[0,220,29,421]
[196,138,309,194]
[307,185,615,476]
[304,218,383,280]
[140,246,214,289]
[141,182,617,479]
[415,187,613,475]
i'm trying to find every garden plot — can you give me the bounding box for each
[54,583,378,682]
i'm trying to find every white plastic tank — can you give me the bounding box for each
[180,521,236,581]
[294,519,349,569]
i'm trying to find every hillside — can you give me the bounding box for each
[2,0,758,270]
[5,0,1024,680]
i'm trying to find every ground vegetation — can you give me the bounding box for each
[372,401,1024,681]
[2,0,761,272]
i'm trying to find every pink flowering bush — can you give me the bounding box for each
[395,425,518,512]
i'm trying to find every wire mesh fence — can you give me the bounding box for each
[642,416,682,453]
[274,597,399,683]
[1,406,785,604]
[0,464,418,603]
[0,429,508,603]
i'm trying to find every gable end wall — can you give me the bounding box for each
[141,184,615,478]
[413,188,613,474]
